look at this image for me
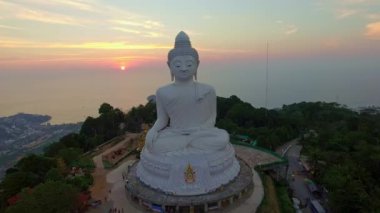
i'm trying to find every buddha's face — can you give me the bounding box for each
[169,55,198,81]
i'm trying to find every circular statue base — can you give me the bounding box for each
[125,158,253,212]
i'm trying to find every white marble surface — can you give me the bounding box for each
[136,31,240,195]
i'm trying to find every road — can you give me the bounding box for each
[282,140,314,213]
[287,145,310,203]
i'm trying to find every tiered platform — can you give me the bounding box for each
[125,158,253,212]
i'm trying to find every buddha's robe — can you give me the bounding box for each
[148,82,229,154]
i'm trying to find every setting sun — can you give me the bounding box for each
[120,65,125,71]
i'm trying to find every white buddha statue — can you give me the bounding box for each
[136,31,240,195]
[145,31,229,154]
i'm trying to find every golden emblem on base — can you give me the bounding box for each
[184,164,196,184]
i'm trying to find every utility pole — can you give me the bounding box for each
[265,42,269,118]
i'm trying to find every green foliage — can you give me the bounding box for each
[80,104,125,141]
[43,141,66,157]
[44,168,63,182]
[124,102,156,132]
[98,103,113,114]
[323,163,371,212]
[80,116,97,137]
[301,106,380,212]
[0,102,156,212]
[57,148,83,166]
[66,174,93,192]
[275,182,295,213]
[1,172,38,198]
[216,97,380,211]
[14,155,55,179]
[2,98,380,213]
[44,102,129,160]
[216,118,239,133]
[0,154,57,193]
[5,181,78,213]
[216,96,299,149]
[73,157,95,172]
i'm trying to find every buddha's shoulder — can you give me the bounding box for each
[196,82,215,92]
[196,83,216,99]
[155,83,215,97]
[156,84,174,95]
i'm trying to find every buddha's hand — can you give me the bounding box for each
[146,129,158,150]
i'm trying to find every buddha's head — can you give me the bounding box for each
[168,31,199,82]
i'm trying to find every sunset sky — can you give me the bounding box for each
[0,0,379,123]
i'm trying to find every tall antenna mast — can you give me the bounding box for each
[265,42,269,110]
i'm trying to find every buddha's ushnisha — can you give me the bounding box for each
[145,31,229,154]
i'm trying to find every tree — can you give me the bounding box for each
[72,157,95,171]
[1,172,37,198]
[58,148,83,166]
[45,168,63,182]
[5,181,78,213]
[323,164,371,212]
[59,133,82,148]
[98,103,113,115]
[14,155,55,182]
[66,175,93,191]
[44,141,66,157]
[216,118,239,133]
[80,116,97,136]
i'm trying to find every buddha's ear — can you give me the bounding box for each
[194,72,197,81]
[171,72,174,81]
[167,61,170,67]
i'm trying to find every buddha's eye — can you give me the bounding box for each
[187,64,192,67]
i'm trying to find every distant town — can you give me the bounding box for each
[0,113,81,180]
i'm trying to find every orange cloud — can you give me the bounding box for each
[64,42,170,50]
[109,19,164,30]
[0,38,170,50]
[365,22,380,39]
[111,27,141,34]
[0,37,172,51]
[47,0,97,12]
[16,9,82,25]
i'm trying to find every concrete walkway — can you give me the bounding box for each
[106,160,138,213]
[231,169,264,213]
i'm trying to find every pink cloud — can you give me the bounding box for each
[365,22,380,39]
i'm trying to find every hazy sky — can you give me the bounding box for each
[0,0,379,123]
